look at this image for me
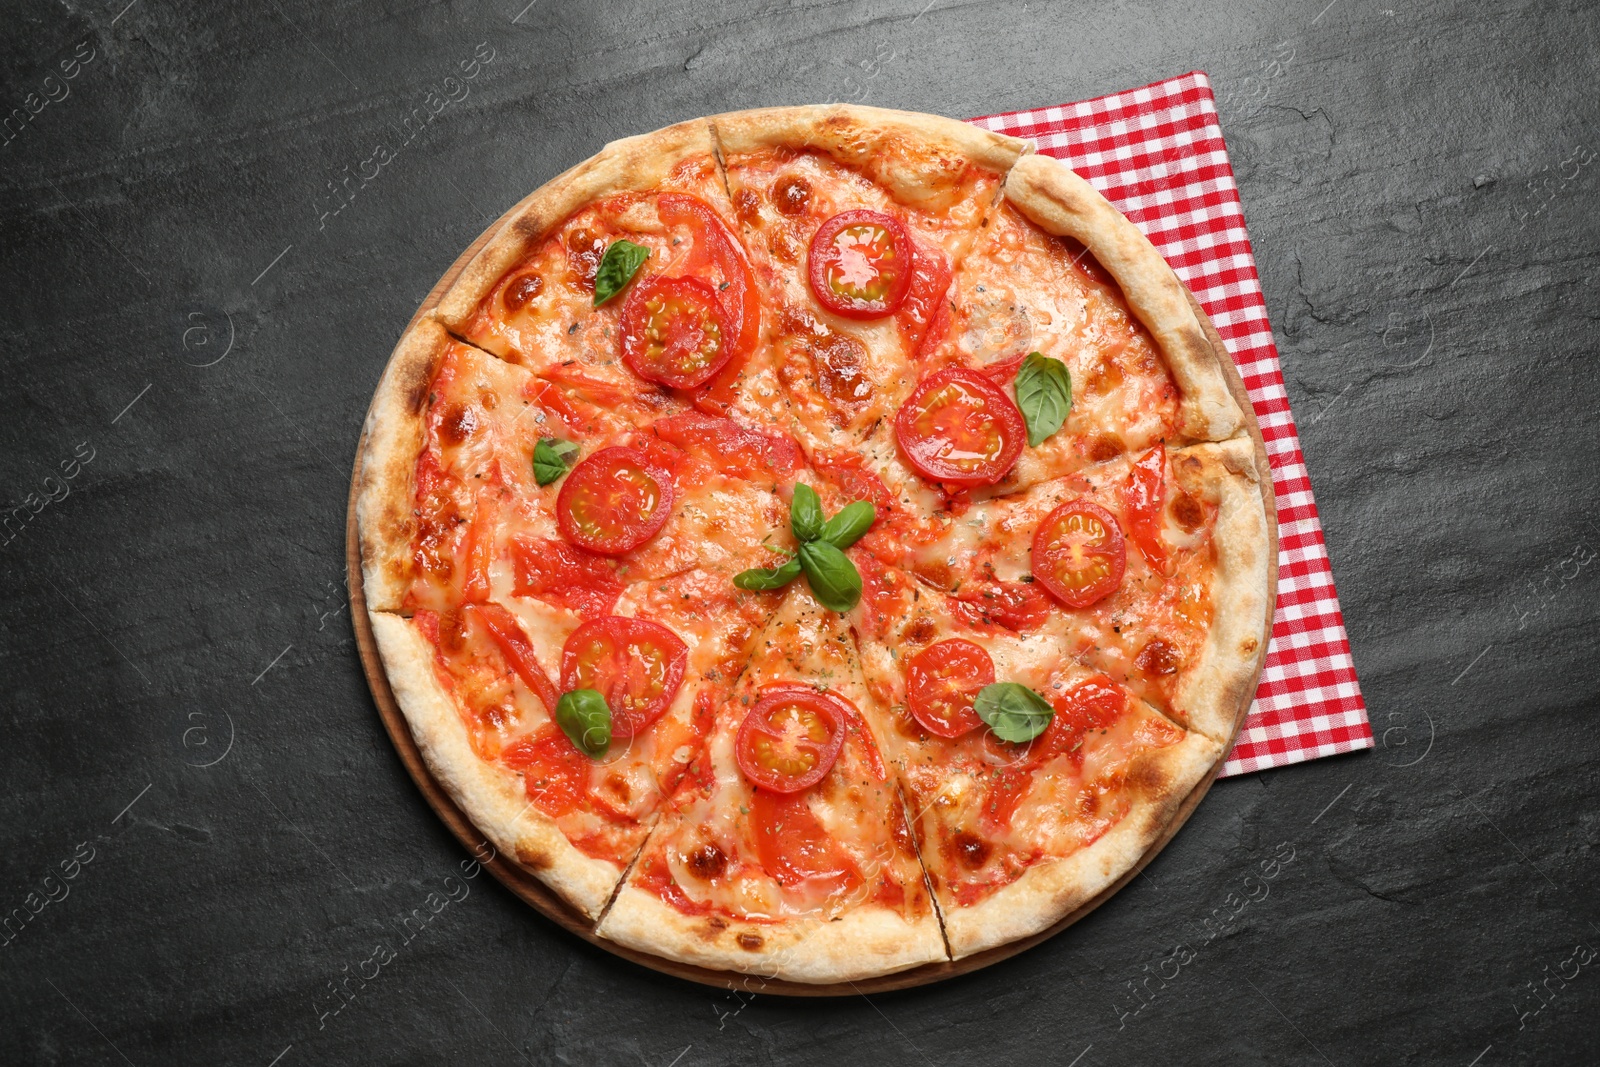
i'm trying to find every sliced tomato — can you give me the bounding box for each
[1051,675,1128,737]
[501,725,589,816]
[978,351,1028,385]
[1122,444,1170,574]
[510,535,623,619]
[810,448,894,511]
[948,578,1055,632]
[556,446,674,555]
[749,787,861,893]
[620,276,734,389]
[651,412,802,479]
[980,763,1034,833]
[560,616,687,738]
[807,209,915,319]
[898,242,952,356]
[471,603,561,716]
[460,490,498,605]
[656,194,761,363]
[894,367,1026,487]
[735,686,849,793]
[906,639,993,738]
[687,359,746,418]
[1031,499,1127,608]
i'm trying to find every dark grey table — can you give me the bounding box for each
[3,1,1596,1064]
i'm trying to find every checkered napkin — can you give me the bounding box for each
[970,71,1373,777]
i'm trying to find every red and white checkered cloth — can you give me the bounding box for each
[971,72,1372,777]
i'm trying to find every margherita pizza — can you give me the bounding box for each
[355,105,1273,984]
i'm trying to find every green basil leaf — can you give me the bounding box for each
[1014,351,1072,447]
[973,682,1054,743]
[532,437,580,486]
[790,483,824,543]
[820,500,876,550]
[555,688,611,758]
[733,557,802,592]
[798,540,862,613]
[592,240,650,307]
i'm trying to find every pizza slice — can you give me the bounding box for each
[596,582,946,983]
[891,153,1245,497]
[430,119,777,427]
[357,319,613,616]
[358,321,797,918]
[1045,438,1273,743]
[848,563,1222,958]
[713,105,1025,454]
[851,439,1270,743]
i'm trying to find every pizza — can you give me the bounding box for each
[354,105,1273,984]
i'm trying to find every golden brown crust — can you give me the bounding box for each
[1168,437,1273,743]
[355,319,453,612]
[710,104,1027,210]
[431,117,721,330]
[942,730,1220,958]
[368,613,624,918]
[1002,153,1243,442]
[597,883,947,984]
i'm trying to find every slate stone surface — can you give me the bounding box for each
[2,1,1597,1064]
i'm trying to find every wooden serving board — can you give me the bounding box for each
[344,182,1279,997]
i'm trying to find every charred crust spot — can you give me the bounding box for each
[1127,755,1170,799]
[950,830,991,870]
[1240,637,1259,654]
[1172,492,1205,532]
[510,213,546,242]
[1087,433,1124,463]
[565,227,606,290]
[734,188,761,224]
[1135,638,1181,676]
[439,608,468,654]
[736,932,764,951]
[439,403,479,446]
[503,272,544,312]
[685,842,727,881]
[773,176,812,217]
[515,844,553,870]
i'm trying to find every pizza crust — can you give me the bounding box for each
[355,319,453,613]
[368,613,624,918]
[942,729,1221,959]
[1002,153,1243,443]
[431,117,724,332]
[711,104,1028,210]
[597,882,947,984]
[1168,437,1274,744]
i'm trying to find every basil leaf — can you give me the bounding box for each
[592,240,650,307]
[798,540,862,613]
[532,437,580,486]
[820,500,876,550]
[790,483,824,543]
[733,557,802,592]
[974,682,1054,743]
[555,688,611,758]
[1014,352,1072,447]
